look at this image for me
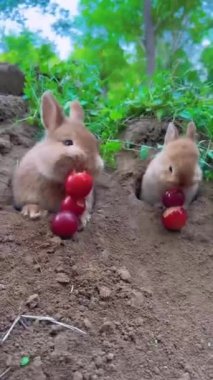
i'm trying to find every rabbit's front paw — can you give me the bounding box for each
[21,204,48,219]
[78,211,91,231]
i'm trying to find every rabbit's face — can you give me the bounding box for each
[160,122,201,189]
[41,92,103,179]
[160,138,200,188]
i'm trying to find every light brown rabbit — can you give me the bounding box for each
[141,121,202,207]
[12,91,104,226]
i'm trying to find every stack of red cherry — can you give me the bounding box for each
[51,171,93,238]
[161,188,187,231]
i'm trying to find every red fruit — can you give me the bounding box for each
[162,188,185,208]
[65,171,93,199]
[51,211,78,238]
[162,207,187,231]
[60,196,85,216]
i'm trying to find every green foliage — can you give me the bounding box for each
[73,0,211,80]
[139,145,151,160]
[201,46,213,82]
[0,32,212,178]
[127,71,213,139]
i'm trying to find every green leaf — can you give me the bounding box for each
[156,109,164,121]
[102,140,122,153]
[139,145,150,160]
[109,109,124,121]
[20,356,30,367]
[178,110,192,120]
[207,150,213,160]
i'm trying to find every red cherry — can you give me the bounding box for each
[60,196,85,216]
[162,188,185,208]
[50,211,78,238]
[162,207,187,231]
[65,171,93,199]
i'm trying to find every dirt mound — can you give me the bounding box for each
[122,118,168,146]
[0,115,213,380]
[0,63,25,96]
[0,95,27,122]
[0,121,35,206]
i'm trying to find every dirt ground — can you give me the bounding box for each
[0,103,213,380]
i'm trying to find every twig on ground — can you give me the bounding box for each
[19,319,29,330]
[0,367,11,379]
[21,315,86,335]
[1,315,21,344]
[1,314,86,344]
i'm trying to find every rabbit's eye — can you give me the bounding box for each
[63,139,73,146]
[169,166,173,173]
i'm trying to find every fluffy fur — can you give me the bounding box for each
[141,122,202,207]
[12,91,104,225]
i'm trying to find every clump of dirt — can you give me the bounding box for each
[122,117,168,146]
[0,120,35,206]
[0,109,213,380]
[0,95,27,121]
[0,63,25,96]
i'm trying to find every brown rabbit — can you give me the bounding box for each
[12,91,104,227]
[141,122,202,207]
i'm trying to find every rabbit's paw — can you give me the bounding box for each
[78,211,91,231]
[21,204,48,219]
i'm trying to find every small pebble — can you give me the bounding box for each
[117,268,131,282]
[102,340,112,348]
[46,247,56,254]
[99,321,114,334]
[83,318,92,329]
[108,363,116,372]
[50,236,63,246]
[55,266,65,273]
[26,294,39,308]
[55,313,62,320]
[99,286,111,299]
[106,353,114,362]
[95,368,104,376]
[73,371,83,380]
[130,291,144,307]
[50,324,63,336]
[56,273,70,284]
[95,356,103,368]
[34,264,41,272]
[90,375,98,380]
[178,374,191,380]
[100,249,110,262]
[135,317,144,326]
[153,366,160,375]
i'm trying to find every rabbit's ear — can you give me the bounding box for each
[41,91,64,130]
[164,122,179,144]
[70,100,84,121]
[186,121,196,141]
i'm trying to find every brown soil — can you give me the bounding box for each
[0,96,27,122]
[0,113,213,380]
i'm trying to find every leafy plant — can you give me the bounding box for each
[0,32,212,179]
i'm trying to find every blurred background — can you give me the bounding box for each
[0,0,212,177]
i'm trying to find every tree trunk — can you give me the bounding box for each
[143,0,155,76]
